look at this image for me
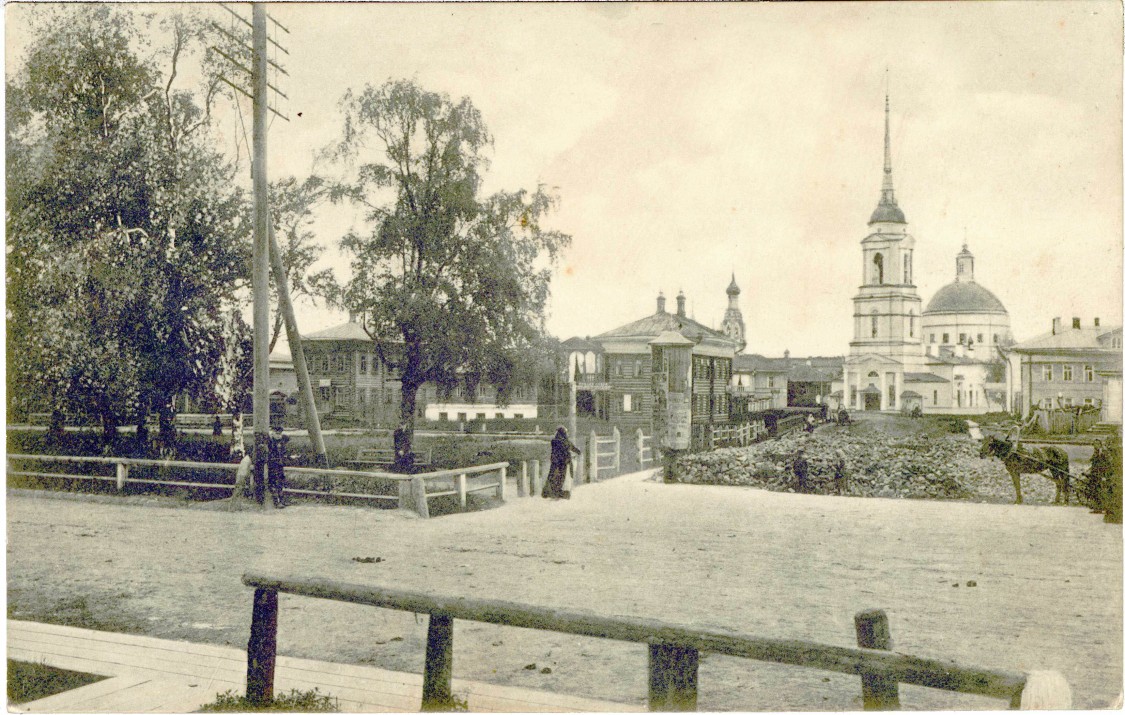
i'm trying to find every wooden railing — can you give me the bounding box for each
[240,574,1068,711]
[7,454,507,518]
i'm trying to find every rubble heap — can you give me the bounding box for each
[669,429,1060,502]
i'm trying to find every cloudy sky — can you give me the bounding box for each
[7,2,1123,357]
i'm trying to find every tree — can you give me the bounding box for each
[265,175,335,353]
[6,6,249,449]
[327,79,570,468]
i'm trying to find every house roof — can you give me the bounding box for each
[901,390,923,399]
[595,310,735,346]
[927,353,989,366]
[787,364,833,383]
[561,336,603,352]
[904,372,949,384]
[734,354,790,372]
[1012,325,1122,352]
[304,321,373,342]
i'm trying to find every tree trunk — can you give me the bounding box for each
[395,379,420,472]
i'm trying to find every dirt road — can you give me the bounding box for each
[7,473,1121,711]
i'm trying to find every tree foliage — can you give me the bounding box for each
[6,6,249,444]
[327,79,570,464]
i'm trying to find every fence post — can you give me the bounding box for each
[532,460,542,497]
[497,465,507,500]
[587,429,597,483]
[246,587,279,706]
[855,609,900,710]
[612,426,621,474]
[411,477,430,519]
[519,461,529,497]
[115,462,128,492]
[422,612,454,711]
[637,428,646,468]
[457,473,468,510]
[648,643,699,711]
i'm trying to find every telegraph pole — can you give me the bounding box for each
[251,3,271,503]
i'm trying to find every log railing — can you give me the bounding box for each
[240,573,1068,711]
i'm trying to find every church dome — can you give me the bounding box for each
[924,281,1007,315]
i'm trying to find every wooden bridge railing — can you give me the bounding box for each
[240,573,1069,711]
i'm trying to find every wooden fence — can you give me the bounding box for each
[240,574,1069,711]
[6,453,507,519]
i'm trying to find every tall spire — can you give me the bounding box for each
[869,77,906,225]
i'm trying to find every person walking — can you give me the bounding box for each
[267,425,289,508]
[543,426,581,500]
[793,448,810,493]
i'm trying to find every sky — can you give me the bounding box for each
[6,2,1123,358]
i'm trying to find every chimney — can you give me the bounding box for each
[1095,317,1101,327]
[657,292,666,313]
[1052,317,1061,335]
[676,291,686,317]
[1072,317,1081,330]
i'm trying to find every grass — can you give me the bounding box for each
[198,688,339,712]
[7,659,107,705]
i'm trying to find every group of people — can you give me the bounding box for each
[792,448,848,495]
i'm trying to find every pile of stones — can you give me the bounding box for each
[669,428,1059,503]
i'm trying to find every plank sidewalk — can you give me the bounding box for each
[8,620,643,713]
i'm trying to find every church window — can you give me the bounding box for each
[958,333,967,345]
[942,333,949,344]
[903,252,912,284]
[929,333,936,344]
[873,253,885,284]
[993,334,1000,345]
[909,310,915,338]
[871,311,879,338]
[1063,365,1073,381]
[889,384,896,408]
[933,390,938,405]
[1042,365,1053,381]
[867,371,879,378]
[977,333,984,345]
[1085,364,1094,382]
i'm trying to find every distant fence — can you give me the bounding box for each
[1028,406,1102,435]
[240,574,1070,711]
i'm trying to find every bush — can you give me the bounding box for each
[199,688,338,712]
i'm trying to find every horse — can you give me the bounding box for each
[979,435,1071,505]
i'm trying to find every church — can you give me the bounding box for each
[833,96,1011,415]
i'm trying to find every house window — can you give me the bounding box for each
[933,390,938,405]
[623,394,633,412]
[977,333,984,345]
[360,355,367,373]
[319,386,330,401]
[850,386,857,407]
[993,334,1000,345]
[930,334,936,344]
[942,333,950,344]
[1085,398,1094,406]
[476,413,486,420]
[513,387,525,400]
[1085,365,1094,382]
[614,359,622,377]
[514,414,524,419]
[634,359,643,377]
[767,376,775,389]
[438,412,448,421]
[1063,365,1073,381]
[959,333,967,345]
[495,413,504,419]
[457,412,467,421]
[1042,365,1053,381]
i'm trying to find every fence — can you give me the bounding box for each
[637,428,656,469]
[6,453,507,519]
[1028,406,1102,435]
[240,574,1069,711]
[588,427,620,482]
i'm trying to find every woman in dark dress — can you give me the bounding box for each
[543,426,581,499]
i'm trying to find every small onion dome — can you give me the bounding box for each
[727,273,740,296]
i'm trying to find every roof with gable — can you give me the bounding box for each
[904,372,949,384]
[561,336,603,353]
[734,354,790,372]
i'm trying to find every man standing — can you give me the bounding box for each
[793,448,810,493]
[267,425,289,508]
